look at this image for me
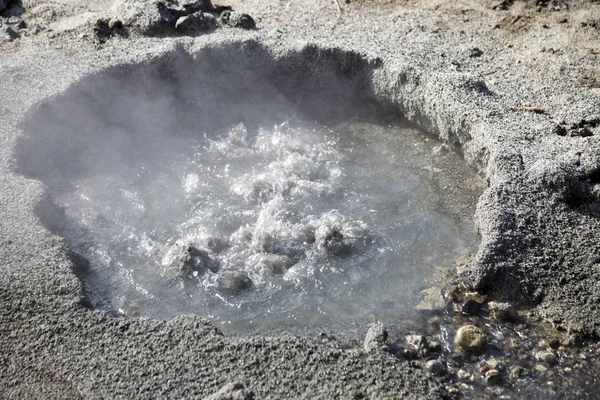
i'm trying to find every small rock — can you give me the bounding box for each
[457,369,471,381]
[535,364,549,373]
[108,19,124,30]
[571,127,594,137]
[217,271,253,294]
[0,25,19,42]
[462,291,488,303]
[564,333,583,347]
[427,340,443,353]
[455,325,486,353]
[251,254,296,274]
[461,299,482,316]
[426,359,447,375]
[488,301,519,322]
[431,144,448,156]
[469,48,484,57]
[175,11,217,32]
[364,322,387,352]
[204,382,254,400]
[535,351,558,365]
[405,334,427,355]
[548,338,561,350]
[553,124,568,136]
[219,10,255,29]
[486,358,502,370]
[12,19,26,30]
[179,245,219,279]
[509,366,523,381]
[30,24,42,35]
[484,369,500,385]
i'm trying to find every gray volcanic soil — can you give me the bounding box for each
[1,0,600,398]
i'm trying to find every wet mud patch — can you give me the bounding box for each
[16,41,482,334]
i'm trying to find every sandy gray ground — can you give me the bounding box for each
[1,0,600,398]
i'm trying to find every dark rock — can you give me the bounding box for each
[565,333,583,347]
[93,18,113,42]
[175,11,217,32]
[535,351,558,365]
[108,19,123,30]
[179,245,219,279]
[426,359,447,376]
[14,19,26,30]
[205,382,254,400]
[318,226,349,256]
[427,340,443,353]
[0,25,18,41]
[548,338,561,350]
[217,271,253,294]
[571,127,593,137]
[93,18,126,42]
[469,47,483,58]
[553,124,567,136]
[364,323,387,352]
[219,10,256,30]
[0,0,8,13]
[484,369,500,385]
[461,299,482,316]
[115,0,223,36]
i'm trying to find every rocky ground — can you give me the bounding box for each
[1,0,600,398]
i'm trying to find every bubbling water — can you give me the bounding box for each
[54,116,482,332]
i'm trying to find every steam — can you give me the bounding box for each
[17,44,481,333]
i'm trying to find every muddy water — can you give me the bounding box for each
[51,118,483,333]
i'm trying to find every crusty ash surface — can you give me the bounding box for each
[0,0,599,398]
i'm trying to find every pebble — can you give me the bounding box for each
[509,366,523,381]
[405,334,427,355]
[488,301,519,321]
[217,271,253,293]
[431,144,448,156]
[363,323,387,352]
[469,47,484,57]
[457,368,471,380]
[486,358,502,370]
[535,364,549,373]
[455,325,486,353]
[535,351,558,365]
[175,12,218,32]
[427,340,442,353]
[426,359,447,375]
[461,299,482,316]
[548,338,561,349]
[0,26,19,42]
[484,369,500,385]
